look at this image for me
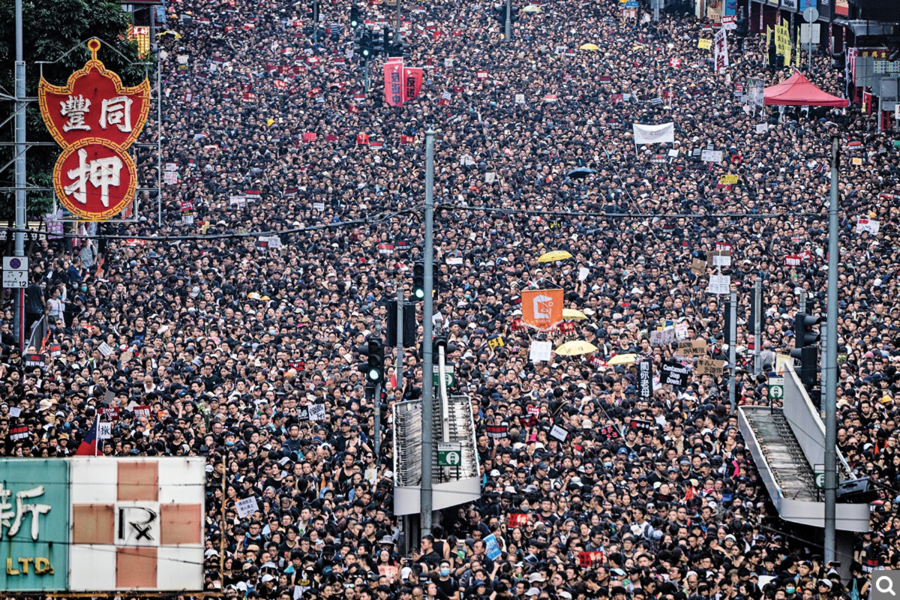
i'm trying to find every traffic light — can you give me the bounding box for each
[433,335,457,358]
[358,336,385,383]
[385,27,398,57]
[494,3,518,24]
[373,28,385,55]
[310,0,320,25]
[792,345,819,391]
[413,261,425,300]
[792,313,821,349]
[350,4,361,28]
[359,28,374,59]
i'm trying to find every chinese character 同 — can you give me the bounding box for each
[0,484,51,541]
[64,149,124,208]
[60,95,91,132]
[99,96,133,133]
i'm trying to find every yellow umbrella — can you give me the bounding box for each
[607,353,639,366]
[562,309,587,321]
[580,43,600,51]
[537,250,573,263]
[156,30,183,39]
[555,341,598,356]
[522,4,543,12]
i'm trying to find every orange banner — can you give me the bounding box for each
[521,289,564,331]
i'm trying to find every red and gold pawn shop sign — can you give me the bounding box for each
[38,40,150,221]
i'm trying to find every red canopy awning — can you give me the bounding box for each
[763,71,849,107]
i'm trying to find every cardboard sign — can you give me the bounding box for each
[719,174,739,185]
[708,250,732,267]
[236,496,260,519]
[488,335,505,350]
[529,340,553,363]
[695,358,726,376]
[661,361,691,387]
[691,258,707,276]
[698,39,712,49]
[98,342,114,357]
[676,339,708,357]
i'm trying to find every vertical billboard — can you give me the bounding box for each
[0,460,69,592]
[0,457,205,593]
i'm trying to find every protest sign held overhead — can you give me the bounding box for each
[521,289,564,331]
[632,123,675,145]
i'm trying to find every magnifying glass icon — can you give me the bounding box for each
[877,577,896,597]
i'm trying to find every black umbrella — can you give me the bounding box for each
[567,167,597,179]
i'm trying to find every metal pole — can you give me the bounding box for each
[157,64,163,228]
[14,0,27,352]
[808,23,813,73]
[374,380,382,458]
[505,0,511,41]
[365,59,370,93]
[396,0,401,41]
[754,277,762,375]
[824,136,839,563]
[313,0,319,44]
[799,289,807,314]
[420,128,435,537]
[438,345,449,442]
[149,3,158,55]
[653,0,660,22]
[729,290,737,413]
[396,285,404,392]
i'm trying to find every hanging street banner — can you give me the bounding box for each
[384,59,404,107]
[714,29,729,72]
[38,40,150,221]
[0,457,205,593]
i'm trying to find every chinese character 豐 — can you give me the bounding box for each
[0,484,51,541]
[100,96,133,133]
[64,149,124,208]
[60,95,91,132]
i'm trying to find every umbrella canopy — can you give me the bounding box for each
[562,309,587,321]
[567,167,597,179]
[763,72,849,107]
[555,341,598,356]
[580,43,600,51]
[522,4,543,12]
[606,353,639,366]
[537,250,573,263]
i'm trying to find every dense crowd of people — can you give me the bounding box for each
[3,0,900,598]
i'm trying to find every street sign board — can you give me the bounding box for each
[768,376,785,401]
[437,442,462,466]
[814,463,825,489]
[802,6,819,22]
[3,256,28,288]
[433,364,456,387]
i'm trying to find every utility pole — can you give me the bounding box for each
[754,277,762,375]
[420,128,435,538]
[396,285,404,391]
[365,59,370,93]
[14,0,27,351]
[823,136,839,563]
[799,289,807,315]
[374,380,382,458]
[505,0,512,41]
[396,0,401,41]
[313,0,319,44]
[728,290,737,412]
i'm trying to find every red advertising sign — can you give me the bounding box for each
[38,40,149,222]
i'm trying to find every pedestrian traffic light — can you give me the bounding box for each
[413,261,425,300]
[358,336,385,383]
[350,4,361,28]
[792,312,821,349]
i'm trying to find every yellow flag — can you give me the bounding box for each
[783,24,791,66]
[765,27,772,65]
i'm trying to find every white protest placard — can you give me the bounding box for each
[550,424,569,442]
[98,421,113,440]
[313,202,325,211]
[701,149,724,163]
[707,274,731,294]
[711,253,732,267]
[674,322,689,341]
[530,341,553,363]
[9,407,21,418]
[650,326,676,348]
[578,267,590,282]
[856,217,880,235]
[236,496,260,519]
[97,342,114,357]
[515,94,525,105]
[309,404,327,421]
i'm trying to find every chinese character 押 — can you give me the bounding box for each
[99,96,133,133]
[60,95,91,132]
[0,484,51,541]
[64,149,124,208]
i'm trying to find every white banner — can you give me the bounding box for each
[714,29,729,72]
[632,122,675,145]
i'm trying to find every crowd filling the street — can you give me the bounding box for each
[3,0,900,598]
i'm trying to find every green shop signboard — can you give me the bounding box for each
[0,459,69,591]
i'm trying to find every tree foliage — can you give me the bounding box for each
[0,0,150,220]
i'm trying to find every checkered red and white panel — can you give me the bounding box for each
[68,457,206,591]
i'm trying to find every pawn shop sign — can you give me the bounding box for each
[38,40,150,221]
